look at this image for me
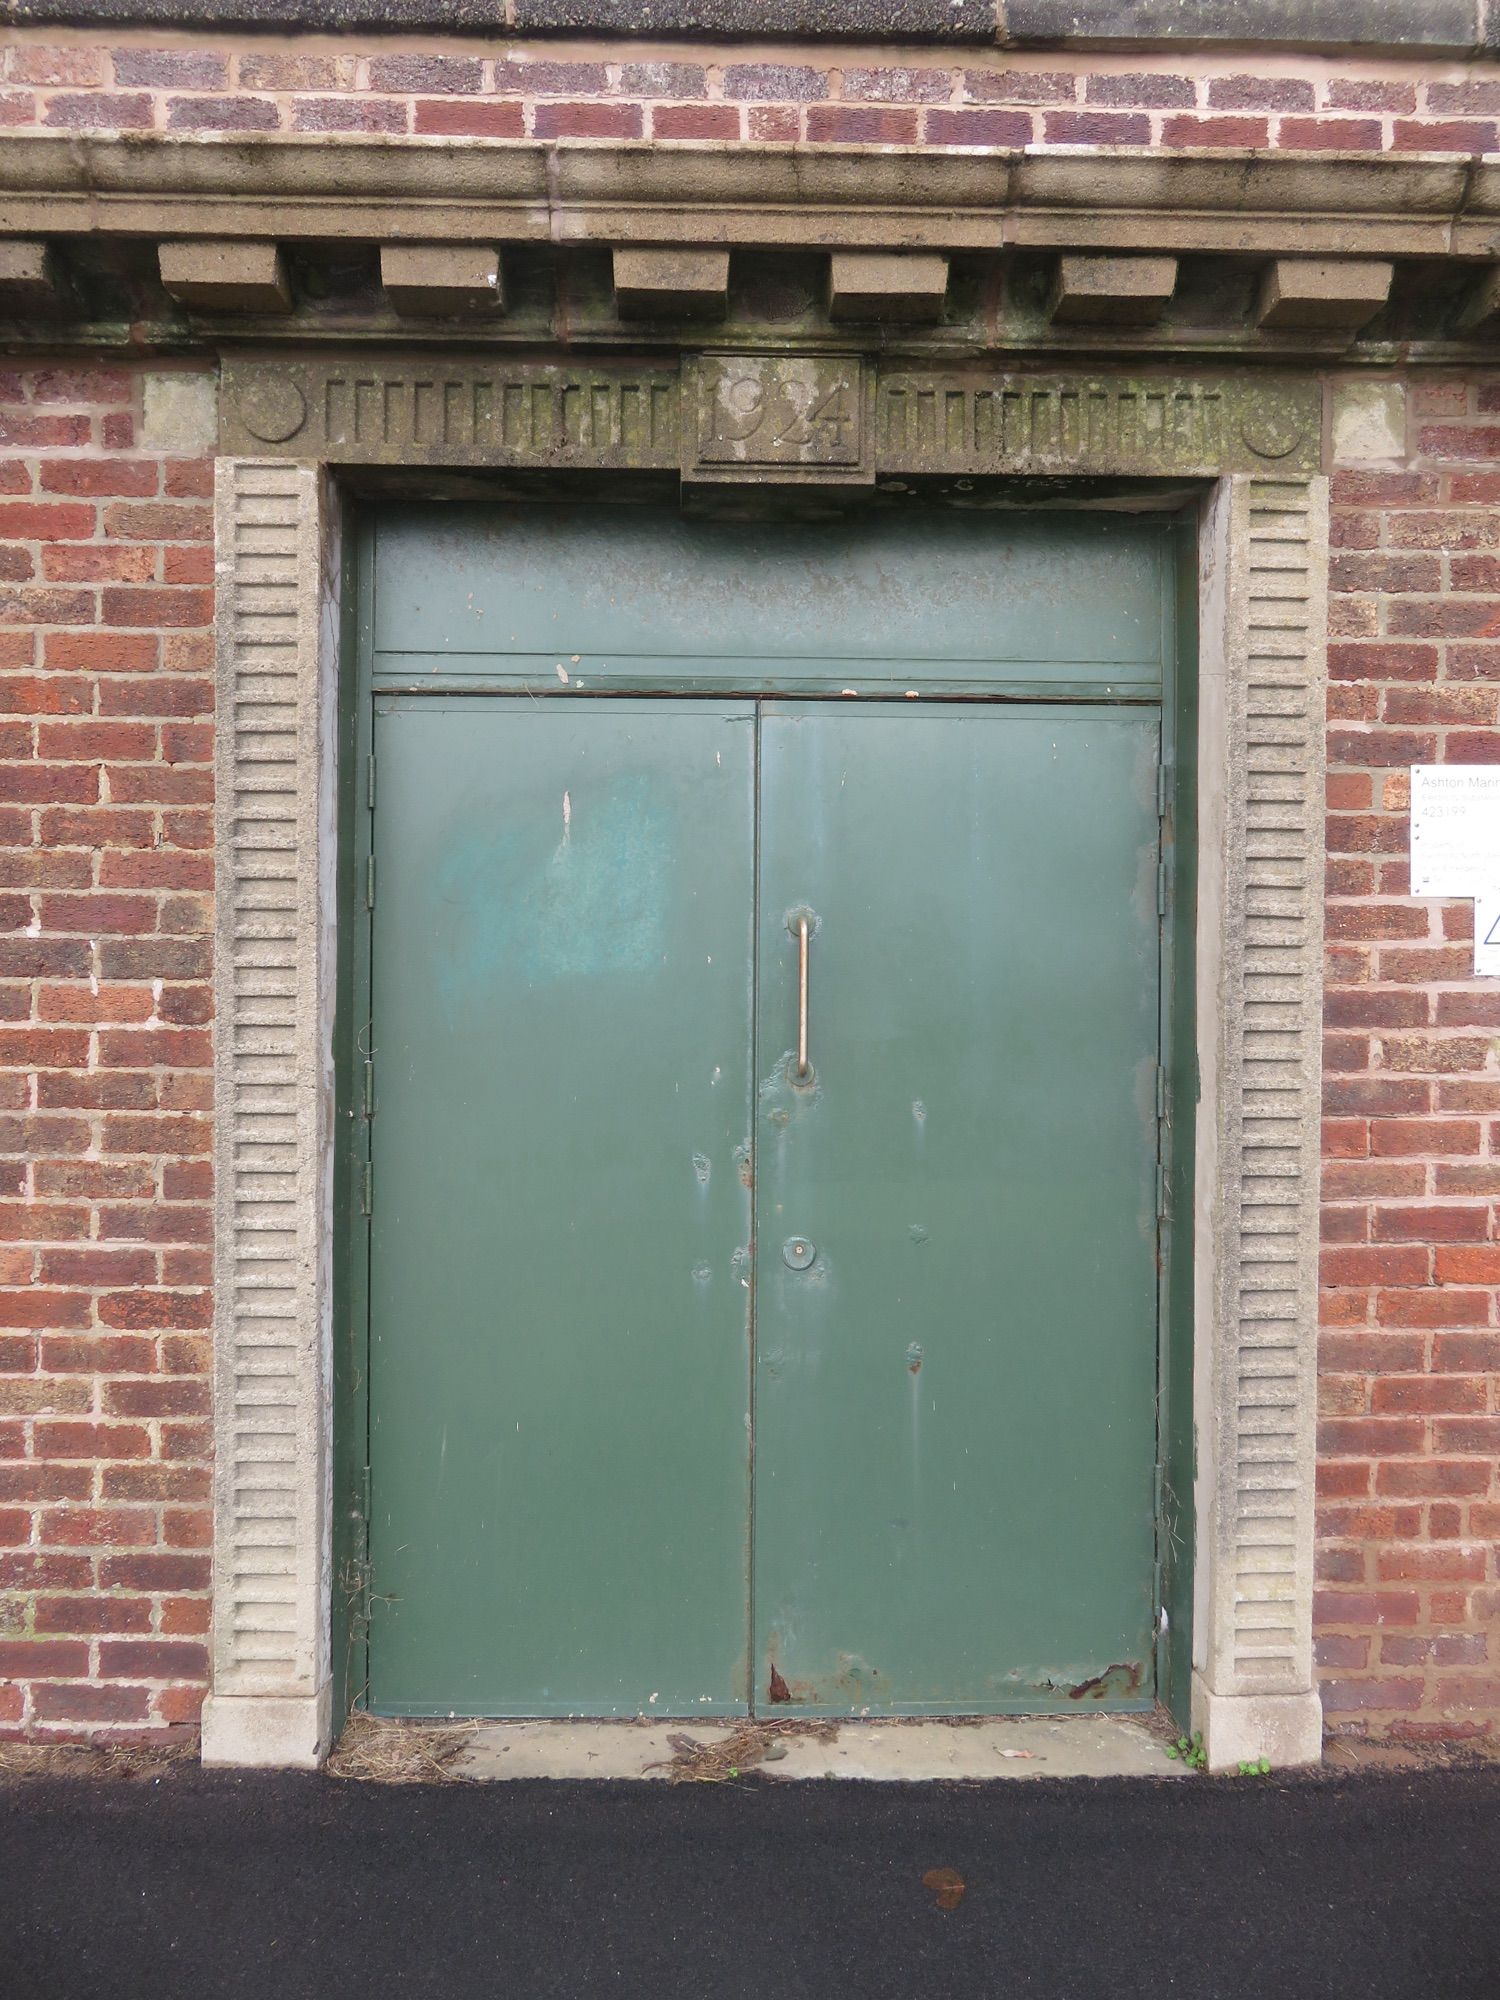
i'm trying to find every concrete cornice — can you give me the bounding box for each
[2,135,1500,261]
[1,0,1492,59]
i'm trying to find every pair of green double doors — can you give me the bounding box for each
[364,619,1165,1716]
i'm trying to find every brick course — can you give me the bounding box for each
[0,363,213,1740]
[1321,375,1500,1741]
[1,33,1500,152]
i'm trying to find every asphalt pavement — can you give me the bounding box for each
[3,1764,1497,1999]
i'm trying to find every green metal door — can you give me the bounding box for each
[366,699,756,1715]
[359,505,1173,1720]
[752,705,1161,1712]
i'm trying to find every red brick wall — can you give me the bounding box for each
[1319,378,1500,1741]
[0,31,1498,153]
[0,363,215,1737]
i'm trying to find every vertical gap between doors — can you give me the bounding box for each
[746,701,763,1716]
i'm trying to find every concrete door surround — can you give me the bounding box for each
[202,352,1327,1775]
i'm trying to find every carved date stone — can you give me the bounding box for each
[686,354,874,484]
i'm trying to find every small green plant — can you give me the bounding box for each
[1237,1756,1272,1778]
[1166,1731,1206,1770]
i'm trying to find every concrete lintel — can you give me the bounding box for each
[1006,0,1481,55]
[160,239,289,314]
[1257,258,1393,334]
[381,243,504,319]
[140,370,218,455]
[0,238,67,314]
[613,247,730,320]
[220,355,1321,479]
[1192,1680,1324,1774]
[0,139,1475,267]
[1331,379,1407,462]
[828,250,949,323]
[1049,254,1178,326]
[2,0,1484,55]
[201,1689,333,1771]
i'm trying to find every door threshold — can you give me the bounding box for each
[449,1714,1185,1783]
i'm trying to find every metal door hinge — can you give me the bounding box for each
[363,1058,375,1118]
[367,752,377,811]
[1156,762,1171,819]
[366,855,376,910]
[1155,1160,1169,1221]
[1155,1063,1168,1123]
[1156,858,1169,917]
[361,1160,373,1216]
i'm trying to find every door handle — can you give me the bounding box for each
[792,910,813,1084]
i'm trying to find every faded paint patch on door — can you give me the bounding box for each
[430,774,677,990]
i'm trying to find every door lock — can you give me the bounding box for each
[783,1237,816,1271]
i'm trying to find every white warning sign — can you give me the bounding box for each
[1409,764,1500,976]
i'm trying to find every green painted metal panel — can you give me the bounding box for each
[752,703,1161,1713]
[370,504,1169,694]
[357,502,1178,1724]
[366,698,756,1716]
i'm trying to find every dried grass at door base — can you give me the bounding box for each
[326,1711,482,1784]
[649,1719,840,1782]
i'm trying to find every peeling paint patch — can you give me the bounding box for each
[1067,1661,1144,1703]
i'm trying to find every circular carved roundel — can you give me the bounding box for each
[236,377,308,445]
[1240,411,1305,461]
